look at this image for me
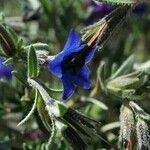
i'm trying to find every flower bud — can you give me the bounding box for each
[119,105,134,148]
[136,118,150,150]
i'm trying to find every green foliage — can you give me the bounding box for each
[0,0,150,150]
[98,0,149,5]
[110,54,135,79]
[0,24,16,56]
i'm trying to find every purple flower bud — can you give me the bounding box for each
[133,3,147,15]
[85,1,113,25]
[0,56,14,80]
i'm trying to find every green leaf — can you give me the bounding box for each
[101,121,120,132]
[3,57,13,65]
[6,25,18,44]
[110,54,135,80]
[108,71,147,90]
[0,49,6,57]
[135,60,150,75]
[45,119,56,150]
[106,71,148,98]
[0,12,5,23]
[37,95,52,131]
[48,88,63,93]
[129,101,150,121]
[62,126,87,150]
[39,0,52,15]
[0,24,16,56]
[57,102,68,116]
[16,38,24,50]
[24,43,50,51]
[12,70,27,85]
[111,63,118,76]
[97,62,106,91]
[86,97,108,110]
[98,0,148,5]
[27,79,68,117]
[17,89,38,126]
[28,46,39,78]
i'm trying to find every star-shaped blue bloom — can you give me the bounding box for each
[48,29,96,100]
[0,57,14,80]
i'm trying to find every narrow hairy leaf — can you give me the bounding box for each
[24,43,50,51]
[37,94,52,131]
[3,57,13,65]
[17,89,38,126]
[12,70,27,85]
[110,54,135,80]
[98,0,148,5]
[45,119,56,150]
[6,25,18,44]
[48,88,63,93]
[28,78,68,117]
[28,46,39,78]
[101,122,120,132]
[97,62,106,91]
[28,79,55,106]
[129,101,150,121]
[16,38,24,50]
[86,97,108,110]
[62,126,87,150]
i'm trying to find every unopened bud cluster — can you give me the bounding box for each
[119,105,134,148]
[119,104,150,149]
[136,118,150,150]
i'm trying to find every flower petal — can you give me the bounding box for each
[63,29,81,52]
[73,66,91,89]
[85,45,97,63]
[48,29,86,78]
[62,74,75,100]
[0,57,13,79]
[4,70,12,79]
[48,54,64,78]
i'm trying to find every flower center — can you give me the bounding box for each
[62,45,89,74]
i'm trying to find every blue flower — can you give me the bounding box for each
[0,57,14,80]
[48,29,96,100]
